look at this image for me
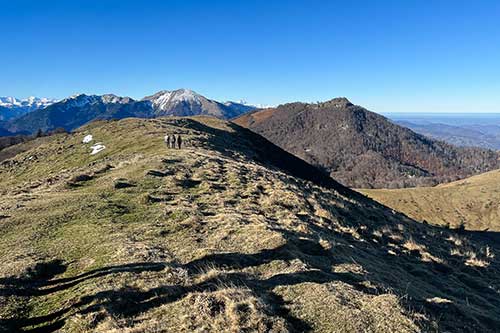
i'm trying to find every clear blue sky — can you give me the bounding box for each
[2,0,500,113]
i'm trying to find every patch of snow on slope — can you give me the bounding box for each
[82,134,93,143]
[173,89,200,103]
[90,143,106,155]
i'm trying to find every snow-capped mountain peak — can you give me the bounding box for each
[173,88,202,102]
[101,94,133,104]
[0,96,58,121]
[0,96,57,109]
[68,93,85,99]
[224,100,272,109]
[0,97,21,107]
[143,89,205,111]
[60,94,97,108]
[226,99,249,106]
[58,94,134,108]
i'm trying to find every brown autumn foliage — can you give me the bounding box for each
[233,98,500,188]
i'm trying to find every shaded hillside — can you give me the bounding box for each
[361,169,500,232]
[0,135,30,155]
[1,117,499,332]
[0,106,24,123]
[0,126,13,136]
[0,129,67,163]
[233,98,500,188]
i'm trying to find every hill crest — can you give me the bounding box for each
[234,99,500,188]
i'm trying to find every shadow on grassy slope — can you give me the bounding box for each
[1,222,500,332]
[0,233,360,332]
[0,262,166,298]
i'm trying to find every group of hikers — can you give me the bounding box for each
[164,134,183,149]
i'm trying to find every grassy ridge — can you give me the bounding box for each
[1,117,499,332]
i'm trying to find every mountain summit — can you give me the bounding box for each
[143,89,252,119]
[144,89,203,109]
[233,99,500,188]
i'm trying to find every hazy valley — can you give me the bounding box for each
[386,113,500,150]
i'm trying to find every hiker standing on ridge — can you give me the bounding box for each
[164,134,170,148]
[171,135,176,149]
[177,135,182,149]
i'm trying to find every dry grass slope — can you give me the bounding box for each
[361,169,500,232]
[0,117,499,332]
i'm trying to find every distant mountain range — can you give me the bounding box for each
[4,91,500,189]
[0,89,255,135]
[233,98,500,188]
[0,96,57,121]
[5,94,153,135]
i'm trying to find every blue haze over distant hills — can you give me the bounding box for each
[384,113,500,150]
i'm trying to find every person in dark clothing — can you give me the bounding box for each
[177,135,182,149]
[171,135,176,149]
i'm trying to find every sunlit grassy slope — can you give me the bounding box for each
[361,169,500,232]
[0,117,499,332]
